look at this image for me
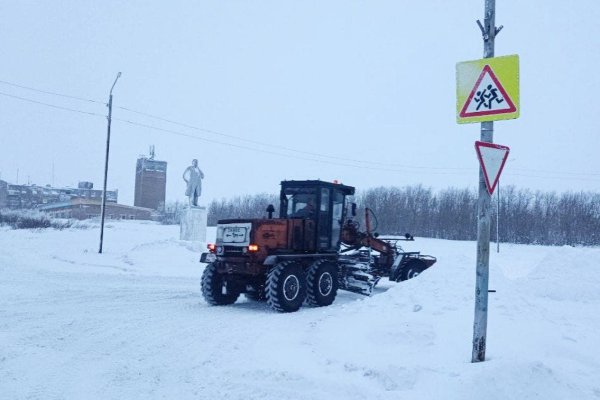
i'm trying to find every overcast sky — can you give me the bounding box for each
[1,0,599,206]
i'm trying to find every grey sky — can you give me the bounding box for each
[1,0,599,206]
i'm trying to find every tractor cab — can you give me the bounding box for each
[279,180,355,252]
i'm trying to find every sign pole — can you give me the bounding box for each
[497,180,500,253]
[472,0,500,363]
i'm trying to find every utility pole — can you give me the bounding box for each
[472,0,502,363]
[99,72,122,254]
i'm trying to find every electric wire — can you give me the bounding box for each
[1,88,440,172]
[0,79,106,105]
[0,91,106,118]
[117,117,600,181]
[511,168,600,177]
[112,117,471,175]
[0,77,466,171]
[506,172,600,182]
[116,105,470,171]
[0,79,467,172]
[1,78,599,182]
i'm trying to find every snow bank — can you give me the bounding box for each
[0,222,598,399]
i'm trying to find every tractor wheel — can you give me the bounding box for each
[201,263,240,305]
[306,260,338,307]
[402,260,427,281]
[266,261,306,313]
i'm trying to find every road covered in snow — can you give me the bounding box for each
[1,220,599,399]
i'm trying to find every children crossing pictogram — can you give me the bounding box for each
[460,65,516,118]
[456,55,519,124]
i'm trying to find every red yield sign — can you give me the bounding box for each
[474,141,510,195]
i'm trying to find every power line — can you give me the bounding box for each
[117,105,470,171]
[0,91,106,118]
[113,117,471,175]
[506,172,600,182]
[1,79,599,181]
[118,117,599,182]
[0,89,418,172]
[0,77,466,171]
[0,79,106,105]
[114,118,470,178]
[511,167,600,177]
[0,77,419,168]
[115,107,600,178]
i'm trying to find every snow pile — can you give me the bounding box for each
[0,221,599,399]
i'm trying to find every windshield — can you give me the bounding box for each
[282,187,316,218]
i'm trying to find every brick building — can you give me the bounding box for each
[134,154,167,211]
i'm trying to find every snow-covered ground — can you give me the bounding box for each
[1,220,599,399]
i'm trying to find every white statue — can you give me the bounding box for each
[183,159,204,207]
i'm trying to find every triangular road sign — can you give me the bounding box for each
[475,141,510,195]
[460,65,517,118]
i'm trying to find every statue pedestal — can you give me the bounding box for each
[180,206,207,242]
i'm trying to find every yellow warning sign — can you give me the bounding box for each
[456,54,519,124]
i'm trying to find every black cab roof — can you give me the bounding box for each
[280,180,355,196]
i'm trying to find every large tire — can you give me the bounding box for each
[402,260,427,281]
[266,261,306,313]
[201,263,240,305]
[306,260,338,307]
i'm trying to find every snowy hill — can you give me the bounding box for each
[1,221,599,399]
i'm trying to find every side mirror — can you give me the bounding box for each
[405,233,414,241]
[351,202,357,217]
[266,204,275,219]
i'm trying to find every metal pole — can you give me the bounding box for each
[99,72,122,254]
[496,180,500,253]
[472,0,498,363]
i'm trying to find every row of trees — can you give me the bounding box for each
[162,185,600,246]
[357,185,600,246]
[206,194,279,226]
[496,187,600,246]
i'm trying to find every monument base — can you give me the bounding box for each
[180,206,207,242]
